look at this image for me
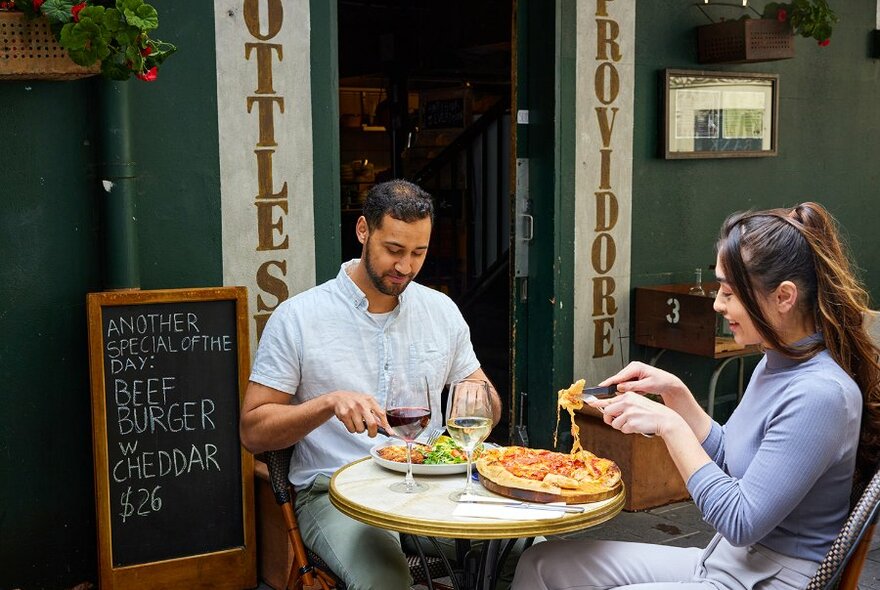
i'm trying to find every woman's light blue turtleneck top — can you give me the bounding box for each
[687,334,862,562]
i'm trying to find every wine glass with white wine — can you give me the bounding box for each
[445,378,493,501]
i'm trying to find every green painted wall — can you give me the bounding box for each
[130,1,224,289]
[0,2,222,587]
[0,80,102,588]
[627,1,880,410]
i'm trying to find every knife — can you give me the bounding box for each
[456,495,585,513]
[581,387,657,438]
[580,384,618,401]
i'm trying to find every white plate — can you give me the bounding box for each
[369,441,470,475]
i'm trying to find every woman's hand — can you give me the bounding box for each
[594,392,684,439]
[598,361,689,401]
[597,362,712,442]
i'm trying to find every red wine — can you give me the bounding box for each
[386,407,431,442]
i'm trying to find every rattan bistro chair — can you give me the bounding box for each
[806,466,880,590]
[264,446,449,590]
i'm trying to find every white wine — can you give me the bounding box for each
[446,417,492,451]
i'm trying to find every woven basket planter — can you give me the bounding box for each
[698,18,795,64]
[0,11,100,80]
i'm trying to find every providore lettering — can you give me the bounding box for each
[591,0,623,359]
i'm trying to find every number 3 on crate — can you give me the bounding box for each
[665,297,680,324]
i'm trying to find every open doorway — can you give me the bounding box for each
[337,0,514,440]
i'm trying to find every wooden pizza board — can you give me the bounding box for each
[478,473,621,505]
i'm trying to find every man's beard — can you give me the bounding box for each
[364,242,413,297]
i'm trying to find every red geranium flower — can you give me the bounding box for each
[141,45,152,57]
[71,2,86,22]
[776,7,788,22]
[818,38,830,46]
[32,0,43,10]
[135,66,158,82]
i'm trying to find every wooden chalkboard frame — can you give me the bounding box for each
[87,287,255,590]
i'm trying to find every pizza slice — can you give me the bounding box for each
[555,379,586,454]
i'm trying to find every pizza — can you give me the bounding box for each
[475,445,621,503]
[555,379,586,453]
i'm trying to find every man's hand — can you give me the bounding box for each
[329,391,389,437]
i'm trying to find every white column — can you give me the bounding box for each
[573,0,636,381]
[214,0,317,357]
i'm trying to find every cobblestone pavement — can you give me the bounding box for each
[268,500,880,590]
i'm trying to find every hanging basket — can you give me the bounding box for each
[697,18,795,64]
[0,11,100,80]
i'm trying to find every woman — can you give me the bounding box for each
[513,202,880,590]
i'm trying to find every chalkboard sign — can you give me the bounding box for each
[87,287,255,590]
[423,97,466,129]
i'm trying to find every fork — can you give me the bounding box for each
[422,426,446,447]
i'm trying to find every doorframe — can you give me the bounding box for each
[512,0,577,450]
[310,0,342,283]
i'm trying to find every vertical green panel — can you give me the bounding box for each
[551,0,577,450]
[311,0,342,282]
[129,0,223,289]
[517,0,578,450]
[0,80,100,588]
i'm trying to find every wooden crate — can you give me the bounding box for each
[575,411,690,511]
[0,12,100,80]
[634,283,758,359]
[697,18,795,64]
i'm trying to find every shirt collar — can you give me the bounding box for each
[765,332,824,370]
[335,259,406,311]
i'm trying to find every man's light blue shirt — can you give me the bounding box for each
[250,259,480,490]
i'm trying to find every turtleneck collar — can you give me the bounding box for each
[764,332,824,370]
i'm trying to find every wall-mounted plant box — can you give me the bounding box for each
[697,18,795,64]
[0,11,99,80]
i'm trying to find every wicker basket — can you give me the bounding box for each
[0,11,100,80]
[697,18,795,64]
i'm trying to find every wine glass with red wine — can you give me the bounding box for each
[385,374,431,493]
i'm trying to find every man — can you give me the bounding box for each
[240,179,502,590]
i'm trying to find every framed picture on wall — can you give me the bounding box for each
[662,69,779,159]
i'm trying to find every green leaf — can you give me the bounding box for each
[101,8,125,33]
[112,25,140,46]
[125,4,159,31]
[102,55,133,81]
[59,21,88,50]
[42,0,75,23]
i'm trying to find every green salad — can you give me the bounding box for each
[422,435,481,465]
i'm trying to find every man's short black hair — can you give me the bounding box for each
[362,179,434,230]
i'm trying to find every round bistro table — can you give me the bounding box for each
[329,457,625,590]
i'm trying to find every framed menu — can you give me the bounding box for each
[663,69,779,159]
